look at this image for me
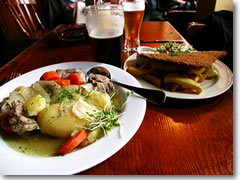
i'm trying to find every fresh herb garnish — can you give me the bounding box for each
[156,41,195,56]
[75,90,134,136]
[85,110,121,135]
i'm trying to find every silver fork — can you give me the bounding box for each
[8,72,21,82]
[1,72,21,86]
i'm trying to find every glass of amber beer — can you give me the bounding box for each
[122,0,145,52]
[85,4,124,67]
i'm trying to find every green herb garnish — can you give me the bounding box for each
[156,41,195,56]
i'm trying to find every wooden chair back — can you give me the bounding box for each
[4,0,47,40]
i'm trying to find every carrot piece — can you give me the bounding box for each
[40,71,60,81]
[54,79,71,87]
[67,73,85,85]
[1,113,13,133]
[57,130,88,155]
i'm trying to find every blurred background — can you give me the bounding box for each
[0,0,233,70]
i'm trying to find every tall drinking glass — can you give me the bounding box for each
[85,4,124,67]
[122,0,145,52]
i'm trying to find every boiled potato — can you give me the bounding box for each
[24,94,46,116]
[85,90,111,110]
[37,99,96,138]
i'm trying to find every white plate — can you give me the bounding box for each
[124,53,233,100]
[0,61,146,175]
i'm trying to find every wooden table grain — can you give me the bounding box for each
[0,21,233,175]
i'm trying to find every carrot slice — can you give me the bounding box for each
[1,113,13,133]
[67,74,85,85]
[54,79,71,87]
[40,71,60,81]
[57,130,88,155]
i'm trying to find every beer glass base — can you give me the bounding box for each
[123,45,139,52]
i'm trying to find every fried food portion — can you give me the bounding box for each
[127,62,216,94]
[140,50,227,68]
[164,73,203,94]
[201,51,227,59]
[129,42,227,94]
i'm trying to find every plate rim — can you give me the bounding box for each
[0,61,147,175]
[123,53,233,100]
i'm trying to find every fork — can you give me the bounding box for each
[0,72,21,86]
[7,72,21,82]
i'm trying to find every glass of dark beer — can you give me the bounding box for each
[85,4,124,67]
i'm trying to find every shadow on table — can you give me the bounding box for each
[148,90,233,109]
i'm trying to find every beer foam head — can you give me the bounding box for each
[123,0,145,11]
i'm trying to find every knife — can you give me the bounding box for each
[140,40,185,43]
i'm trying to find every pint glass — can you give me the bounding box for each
[122,0,145,52]
[85,4,124,67]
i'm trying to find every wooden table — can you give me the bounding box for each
[0,21,233,175]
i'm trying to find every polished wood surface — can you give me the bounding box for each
[0,21,233,175]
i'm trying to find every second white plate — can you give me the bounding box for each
[124,53,233,100]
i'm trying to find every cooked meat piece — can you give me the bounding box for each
[12,100,24,117]
[0,97,10,114]
[88,73,115,93]
[0,97,9,109]
[9,100,39,133]
[56,68,85,81]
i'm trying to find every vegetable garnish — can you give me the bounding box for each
[1,113,13,133]
[67,74,85,85]
[40,71,60,81]
[57,129,88,155]
[156,42,196,56]
[74,90,134,136]
[51,88,74,104]
[85,110,121,135]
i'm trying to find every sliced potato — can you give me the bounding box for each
[127,65,151,77]
[143,74,162,87]
[164,73,203,94]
